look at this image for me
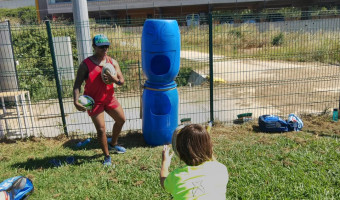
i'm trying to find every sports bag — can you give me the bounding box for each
[259,114,303,133]
[0,176,34,200]
[287,113,304,131]
[258,115,289,133]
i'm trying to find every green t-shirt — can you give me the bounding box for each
[164,161,229,200]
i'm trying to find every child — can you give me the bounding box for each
[160,124,229,200]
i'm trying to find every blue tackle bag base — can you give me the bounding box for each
[0,176,34,200]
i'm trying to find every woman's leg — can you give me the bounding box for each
[106,105,126,146]
[91,112,109,156]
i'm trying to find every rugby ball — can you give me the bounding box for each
[78,95,95,110]
[101,63,116,84]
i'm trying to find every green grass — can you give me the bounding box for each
[1,115,339,199]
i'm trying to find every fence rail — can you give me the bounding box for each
[0,12,339,139]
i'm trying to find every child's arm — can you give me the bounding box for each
[160,145,173,189]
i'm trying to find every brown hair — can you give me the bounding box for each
[175,124,213,166]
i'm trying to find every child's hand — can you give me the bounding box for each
[162,145,173,168]
[160,145,173,188]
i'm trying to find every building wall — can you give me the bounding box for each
[0,0,35,8]
[88,8,155,21]
[40,0,340,21]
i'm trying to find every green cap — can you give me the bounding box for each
[93,34,110,46]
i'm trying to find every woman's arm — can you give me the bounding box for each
[111,58,125,85]
[160,145,173,189]
[73,62,88,111]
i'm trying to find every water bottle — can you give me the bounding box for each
[76,138,91,147]
[333,108,338,122]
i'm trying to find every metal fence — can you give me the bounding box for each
[0,12,339,138]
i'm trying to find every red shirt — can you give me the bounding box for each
[83,56,115,104]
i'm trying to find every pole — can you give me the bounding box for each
[7,20,19,90]
[35,0,41,23]
[208,13,214,123]
[72,0,92,64]
[138,60,143,119]
[0,21,19,93]
[46,20,68,136]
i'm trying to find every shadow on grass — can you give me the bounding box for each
[63,130,148,151]
[0,138,17,144]
[11,154,102,170]
[317,133,340,139]
[251,125,286,134]
[304,130,340,139]
[252,125,261,132]
[119,131,149,148]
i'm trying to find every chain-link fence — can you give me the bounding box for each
[0,12,339,138]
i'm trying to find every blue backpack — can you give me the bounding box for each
[0,176,34,200]
[258,114,303,133]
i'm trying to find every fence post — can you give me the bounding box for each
[208,13,214,123]
[138,60,143,119]
[45,20,68,136]
[7,20,20,89]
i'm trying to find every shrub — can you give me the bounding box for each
[272,32,284,46]
[229,29,242,38]
[12,24,77,100]
[0,6,37,24]
[175,67,193,86]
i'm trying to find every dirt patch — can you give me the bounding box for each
[301,114,340,137]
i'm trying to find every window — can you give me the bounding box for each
[50,0,71,3]
[50,0,106,3]
[186,14,200,26]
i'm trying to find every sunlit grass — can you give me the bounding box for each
[1,115,339,199]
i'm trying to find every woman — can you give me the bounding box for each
[73,34,126,166]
